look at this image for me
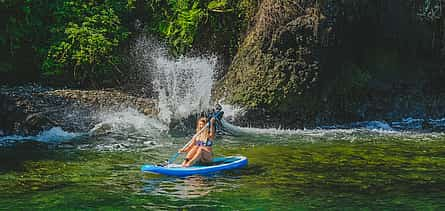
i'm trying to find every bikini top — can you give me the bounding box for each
[195,139,213,147]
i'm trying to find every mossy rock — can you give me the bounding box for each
[217,0,328,127]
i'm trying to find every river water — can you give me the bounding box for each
[1,115,445,210]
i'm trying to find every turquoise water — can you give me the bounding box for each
[1,128,445,210]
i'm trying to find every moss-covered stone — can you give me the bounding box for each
[223,1,323,106]
[215,0,327,127]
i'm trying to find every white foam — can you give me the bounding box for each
[219,118,445,141]
[129,35,217,124]
[217,103,246,122]
[153,53,217,124]
[0,127,81,143]
[90,108,168,135]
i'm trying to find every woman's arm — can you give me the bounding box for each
[180,136,196,152]
[208,118,216,140]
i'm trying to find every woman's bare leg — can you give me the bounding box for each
[184,147,204,167]
[200,149,212,163]
[182,147,198,166]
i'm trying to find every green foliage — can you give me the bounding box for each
[0,0,133,85]
[146,0,206,54]
[127,0,137,10]
[144,0,256,58]
[43,1,129,85]
[0,0,256,84]
[0,0,53,81]
[208,0,231,12]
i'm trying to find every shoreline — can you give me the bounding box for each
[0,84,158,136]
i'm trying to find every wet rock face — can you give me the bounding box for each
[21,113,59,135]
[49,89,157,115]
[0,85,157,136]
[218,0,445,128]
[0,92,22,134]
[220,0,326,127]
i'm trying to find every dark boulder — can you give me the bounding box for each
[20,113,59,135]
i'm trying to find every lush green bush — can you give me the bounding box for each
[0,0,133,86]
[145,0,206,55]
[42,1,130,86]
[145,0,255,55]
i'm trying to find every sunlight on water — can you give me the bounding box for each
[142,175,221,199]
[0,127,82,144]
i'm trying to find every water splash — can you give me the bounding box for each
[0,127,83,144]
[90,108,167,135]
[129,35,217,124]
[217,103,246,123]
[153,54,217,124]
[0,35,218,148]
[85,108,170,151]
[219,117,445,143]
[319,120,393,131]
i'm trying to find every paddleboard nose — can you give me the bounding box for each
[141,165,156,171]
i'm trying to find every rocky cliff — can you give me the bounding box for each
[217,0,445,128]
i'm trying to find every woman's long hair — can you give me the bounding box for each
[196,117,208,134]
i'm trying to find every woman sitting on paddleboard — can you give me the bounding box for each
[180,117,216,167]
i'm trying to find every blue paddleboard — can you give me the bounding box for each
[141,156,248,176]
